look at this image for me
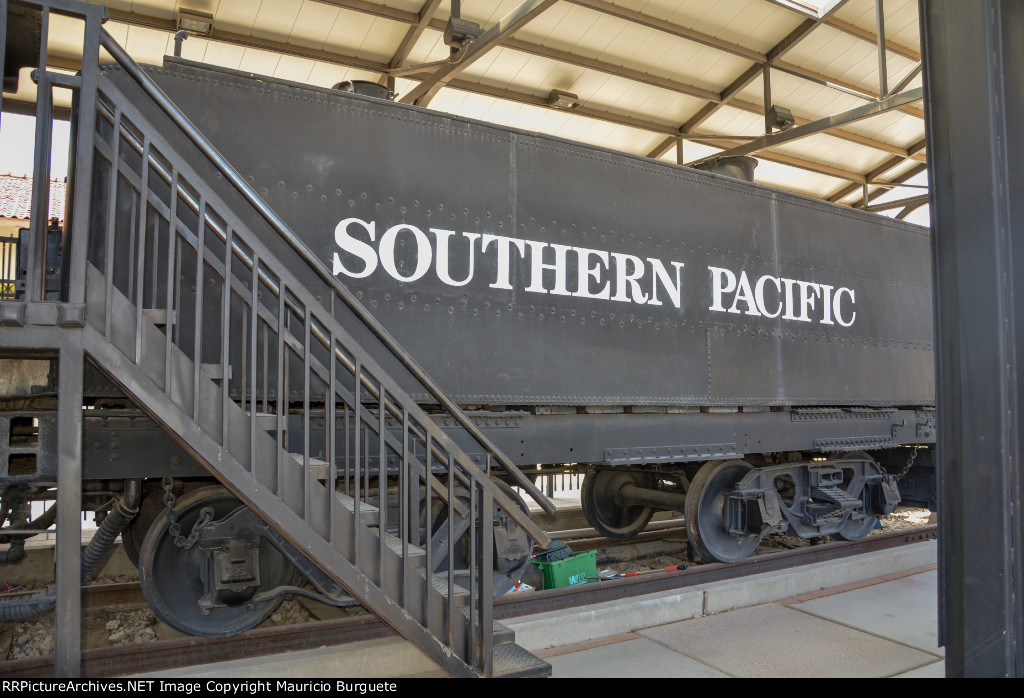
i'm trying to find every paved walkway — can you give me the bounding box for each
[533,564,943,678]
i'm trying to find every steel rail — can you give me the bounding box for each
[0,525,936,678]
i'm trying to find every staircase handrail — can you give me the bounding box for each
[95,30,555,516]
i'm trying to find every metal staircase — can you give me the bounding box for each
[0,0,552,677]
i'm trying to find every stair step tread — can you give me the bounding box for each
[246,411,280,431]
[289,452,329,466]
[142,307,174,327]
[201,363,231,380]
[330,490,430,564]
[334,489,380,515]
[491,642,552,678]
[424,570,471,601]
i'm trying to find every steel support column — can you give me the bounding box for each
[921,0,1024,677]
[55,332,83,676]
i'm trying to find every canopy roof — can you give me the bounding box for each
[14,0,930,221]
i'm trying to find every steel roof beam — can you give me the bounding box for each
[830,162,927,209]
[562,0,765,62]
[858,162,928,208]
[728,97,924,160]
[861,193,930,213]
[502,38,919,159]
[313,0,919,123]
[398,0,557,107]
[417,76,868,184]
[772,60,925,119]
[827,140,927,203]
[563,0,918,96]
[313,0,924,74]
[761,0,921,60]
[106,5,922,163]
[96,3,919,194]
[686,87,923,165]
[388,0,443,72]
[425,75,707,138]
[102,8,892,163]
[105,9,390,73]
[502,37,722,103]
[686,137,864,183]
[894,202,925,220]
[314,0,419,24]
[644,7,845,160]
[827,17,920,61]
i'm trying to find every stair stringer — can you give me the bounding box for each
[82,264,482,677]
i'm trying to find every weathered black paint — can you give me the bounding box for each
[91,58,936,467]
[102,59,934,409]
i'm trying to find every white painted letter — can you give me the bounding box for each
[797,281,822,322]
[834,287,857,327]
[332,217,377,279]
[431,229,481,287]
[481,234,527,290]
[574,247,611,300]
[819,284,835,325]
[781,278,799,320]
[728,271,761,316]
[647,259,685,308]
[754,275,782,318]
[524,241,572,296]
[379,224,432,282]
[611,253,649,304]
[708,266,736,312]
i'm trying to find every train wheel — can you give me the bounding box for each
[835,515,877,541]
[138,486,299,637]
[830,451,880,541]
[685,460,760,563]
[424,481,534,598]
[581,469,657,540]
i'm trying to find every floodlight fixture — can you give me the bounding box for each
[444,17,482,50]
[548,89,580,110]
[177,9,214,36]
[766,104,795,131]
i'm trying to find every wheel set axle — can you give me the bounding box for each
[582,452,899,564]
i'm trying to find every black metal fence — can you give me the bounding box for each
[0,233,19,299]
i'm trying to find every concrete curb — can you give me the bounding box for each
[509,541,937,651]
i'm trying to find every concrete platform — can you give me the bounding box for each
[130,540,942,679]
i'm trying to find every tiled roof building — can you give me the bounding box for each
[0,173,66,223]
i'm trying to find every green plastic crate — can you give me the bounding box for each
[530,549,596,589]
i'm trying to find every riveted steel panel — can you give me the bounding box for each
[98,58,934,410]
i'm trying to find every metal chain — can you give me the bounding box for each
[897,446,919,481]
[878,447,919,482]
[161,477,213,549]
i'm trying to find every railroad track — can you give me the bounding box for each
[0,525,936,678]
